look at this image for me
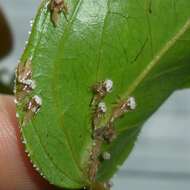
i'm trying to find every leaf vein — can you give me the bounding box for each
[123,18,190,98]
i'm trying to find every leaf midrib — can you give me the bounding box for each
[52,0,89,182]
[52,0,113,182]
[123,18,190,98]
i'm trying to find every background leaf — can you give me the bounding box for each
[15,0,190,189]
[181,80,190,89]
[97,0,190,181]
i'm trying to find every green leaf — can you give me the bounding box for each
[15,0,190,189]
[181,80,190,89]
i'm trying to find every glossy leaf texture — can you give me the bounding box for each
[15,0,190,189]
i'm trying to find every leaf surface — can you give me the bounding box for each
[15,0,190,188]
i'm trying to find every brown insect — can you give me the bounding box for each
[50,0,68,26]
[110,97,136,122]
[88,159,100,182]
[93,124,117,143]
[88,126,116,181]
[91,79,113,106]
[16,58,36,101]
[15,90,28,103]
[88,140,102,181]
[17,58,32,83]
[90,140,102,161]
[23,95,42,126]
[92,101,107,128]
[28,95,42,113]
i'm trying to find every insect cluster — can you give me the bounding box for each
[88,79,137,186]
[15,58,42,126]
[14,1,138,188]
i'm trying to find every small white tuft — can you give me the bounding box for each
[22,79,36,90]
[98,102,107,113]
[28,95,42,113]
[40,172,44,177]
[104,79,113,92]
[127,97,136,110]
[34,95,42,106]
[102,152,111,160]
[14,98,18,104]
[25,149,28,153]
[16,113,19,118]
[31,81,36,89]
[30,19,34,27]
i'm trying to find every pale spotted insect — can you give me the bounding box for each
[110,96,136,122]
[22,95,42,126]
[92,101,107,128]
[91,79,113,106]
[16,58,36,101]
[93,124,117,143]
